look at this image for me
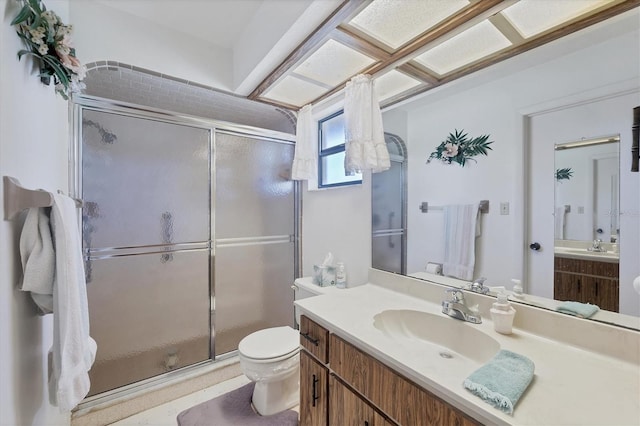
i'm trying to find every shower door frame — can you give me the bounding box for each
[71,94,301,408]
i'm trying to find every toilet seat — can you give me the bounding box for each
[238,326,300,361]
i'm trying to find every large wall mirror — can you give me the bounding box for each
[375,9,640,330]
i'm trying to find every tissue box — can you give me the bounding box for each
[313,265,336,287]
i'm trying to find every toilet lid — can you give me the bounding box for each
[238,326,300,360]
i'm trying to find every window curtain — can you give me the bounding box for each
[344,74,390,174]
[291,104,317,180]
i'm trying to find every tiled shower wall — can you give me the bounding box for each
[82,61,296,134]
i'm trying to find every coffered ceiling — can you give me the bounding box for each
[248,0,639,110]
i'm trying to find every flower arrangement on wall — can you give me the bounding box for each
[427,129,493,166]
[555,167,574,182]
[11,0,86,99]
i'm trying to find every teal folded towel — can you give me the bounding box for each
[463,350,535,415]
[556,301,599,318]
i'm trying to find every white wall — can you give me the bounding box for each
[388,10,639,315]
[69,1,233,91]
[1,1,71,424]
[300,102,372,287]
[302,178,372,287]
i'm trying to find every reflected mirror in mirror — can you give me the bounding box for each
[553,136,621,313]
[554,136,619,243]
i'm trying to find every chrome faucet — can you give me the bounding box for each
[588,239,606,252]
[469,277,489,294]
[442,289,482,324]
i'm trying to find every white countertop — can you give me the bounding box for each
[294,282,640,425]
[554,246,619,263]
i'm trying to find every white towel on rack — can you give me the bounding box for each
[48,193,96,411]
[554,206,566,239]
[19,207,55,314]
[443,203,481,281]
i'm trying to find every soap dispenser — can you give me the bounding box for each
[490,288,516,335]
[511,278,525,300]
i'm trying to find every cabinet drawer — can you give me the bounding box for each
[300,315,329,363]
[330,334,480,426]
[554,256,618,277]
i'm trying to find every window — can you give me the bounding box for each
[318,111,362,188]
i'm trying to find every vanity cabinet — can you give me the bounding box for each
[299,315,480,426]
[554,257,619,312]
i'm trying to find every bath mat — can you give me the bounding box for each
[177,382,298,426]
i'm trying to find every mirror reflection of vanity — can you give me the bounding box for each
[376,9,640,330]
[553,136,620,312]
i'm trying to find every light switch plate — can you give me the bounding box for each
[500,202,509,215]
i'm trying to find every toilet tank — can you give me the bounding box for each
[293,277,338,328]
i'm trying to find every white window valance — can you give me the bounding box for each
[291,104,317,181]
[344,74,390,174]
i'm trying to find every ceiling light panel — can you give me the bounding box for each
[349,0,470,49]
[293,39,377,87]
[261,75,328,107]
[413,20,511,75]
[501,0,613,38]
[374,70,424,101]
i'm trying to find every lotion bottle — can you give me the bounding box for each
[490,288,516,334]
[335,262,347,289]
[511,278,525,300]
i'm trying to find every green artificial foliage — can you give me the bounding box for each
[555,167,574,182]
[427,129,493,166]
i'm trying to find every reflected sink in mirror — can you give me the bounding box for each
[373,310,500,364]
[554,246,619,262]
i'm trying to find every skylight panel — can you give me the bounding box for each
[261,75,328,107]
[501,0,613,38]
[293,39,377,87]
[413,20,511,75]
[374,70,424,101]
[349,0,469,49]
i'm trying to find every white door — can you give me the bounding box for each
[525,93,635,308]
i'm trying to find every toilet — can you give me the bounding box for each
[238,326,301,416]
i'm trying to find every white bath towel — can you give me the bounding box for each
[19,207,55,314]
[443,204,481,281]
[48,193,96,411]
[554,206,566,239]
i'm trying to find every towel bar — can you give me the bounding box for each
[420,200,489,214]
[3,176,82,220]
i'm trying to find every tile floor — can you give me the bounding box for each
[111,375,251,425]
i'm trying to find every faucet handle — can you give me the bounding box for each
[445,288,464,302]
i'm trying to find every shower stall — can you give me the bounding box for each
[73,96,298,399]
[371,133,407,275]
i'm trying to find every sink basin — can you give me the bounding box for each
[373,310,500,364]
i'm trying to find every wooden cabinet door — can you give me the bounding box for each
[300,350,328,426]
[330,374,391,426]
[554,271,581,301]
[591,278,619,312]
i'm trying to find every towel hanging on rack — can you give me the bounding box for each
[3,176,82,220]
[19,207,55,314]
[443,203,481,281]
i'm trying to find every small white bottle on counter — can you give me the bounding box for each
[335,262,347,289]
[490,289,516,334]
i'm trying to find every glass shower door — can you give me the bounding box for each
[372,134,407,274]
[80,109,211,396]
[213,132,295,356]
